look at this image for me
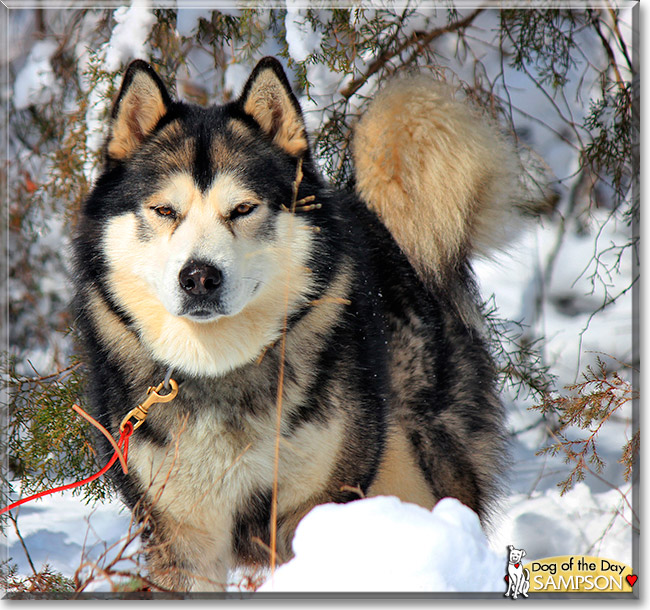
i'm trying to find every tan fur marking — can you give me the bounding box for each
[276,413,345,513]
[243,68,308,156]
[227,118,253,140]
[205,172,264,217]
[108,71,168,160]
[353,76,527,282]
[155,122,194,171]
[210,138,249,175]
[368,423,436,509]
[85,287,152,381]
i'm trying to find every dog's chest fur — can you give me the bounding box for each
[128,391,345,532]
[127,357,345,518]
[120,346,351,588]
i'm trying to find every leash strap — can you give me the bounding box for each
[1,410,133,516]
[1,374,177,516]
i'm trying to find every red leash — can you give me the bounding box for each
[2,378,178,516]
[1,406,133,516]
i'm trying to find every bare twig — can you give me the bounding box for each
[270,157,306,577]
[7,512,37,577]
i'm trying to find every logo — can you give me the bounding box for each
[504,548,637,596]
[526,556,636,593]
[504,545,530,599]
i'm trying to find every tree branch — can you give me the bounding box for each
[8,512,38,577]
[590,10,628,94]
[340,8,484,100]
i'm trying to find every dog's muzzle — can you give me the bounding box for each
[178,259,225,319]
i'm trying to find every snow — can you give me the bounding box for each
[259,497,504,593]
[299,62,344,134]
[176,8,213,38]
[475,211,633,385]
[12,40,59,110]
[285,3,323,64]
[103,0,156,72]
[491,483,633,567]
[80,0,156,182]
[284,6,348,137]
[4,489,135,584]
[223,62,251,98]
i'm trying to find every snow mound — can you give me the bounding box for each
[259,496,504,592]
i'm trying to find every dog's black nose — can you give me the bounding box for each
[179,260,222,296]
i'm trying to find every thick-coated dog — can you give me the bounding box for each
[72,57,527,591]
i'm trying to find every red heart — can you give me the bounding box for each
[504,575,509,582]
[515,563,520,568]
[626,575,637,587]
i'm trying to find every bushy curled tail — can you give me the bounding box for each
[352,76,536,286]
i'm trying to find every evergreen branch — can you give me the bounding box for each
[534,357,638,500]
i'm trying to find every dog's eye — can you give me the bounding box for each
[152,205,177,220]
[230,202,256,219]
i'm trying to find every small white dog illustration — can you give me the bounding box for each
[505,545,530,599]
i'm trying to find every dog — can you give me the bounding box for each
[505,545,530,599]
[71,57,528,591]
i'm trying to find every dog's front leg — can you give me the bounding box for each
[505,573,513,597]
[143,514,234,592]
[512,574,521,599]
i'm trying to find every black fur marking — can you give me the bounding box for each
[231,489,273,565]
[190,111,218,192]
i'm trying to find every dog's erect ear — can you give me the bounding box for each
[106,60,172,161]
[238,57,308,156]
[508,545,514,552]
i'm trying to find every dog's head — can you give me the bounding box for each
[79,58,323,376]
[507,545,526,564]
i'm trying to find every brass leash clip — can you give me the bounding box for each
[120,378,179,432]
